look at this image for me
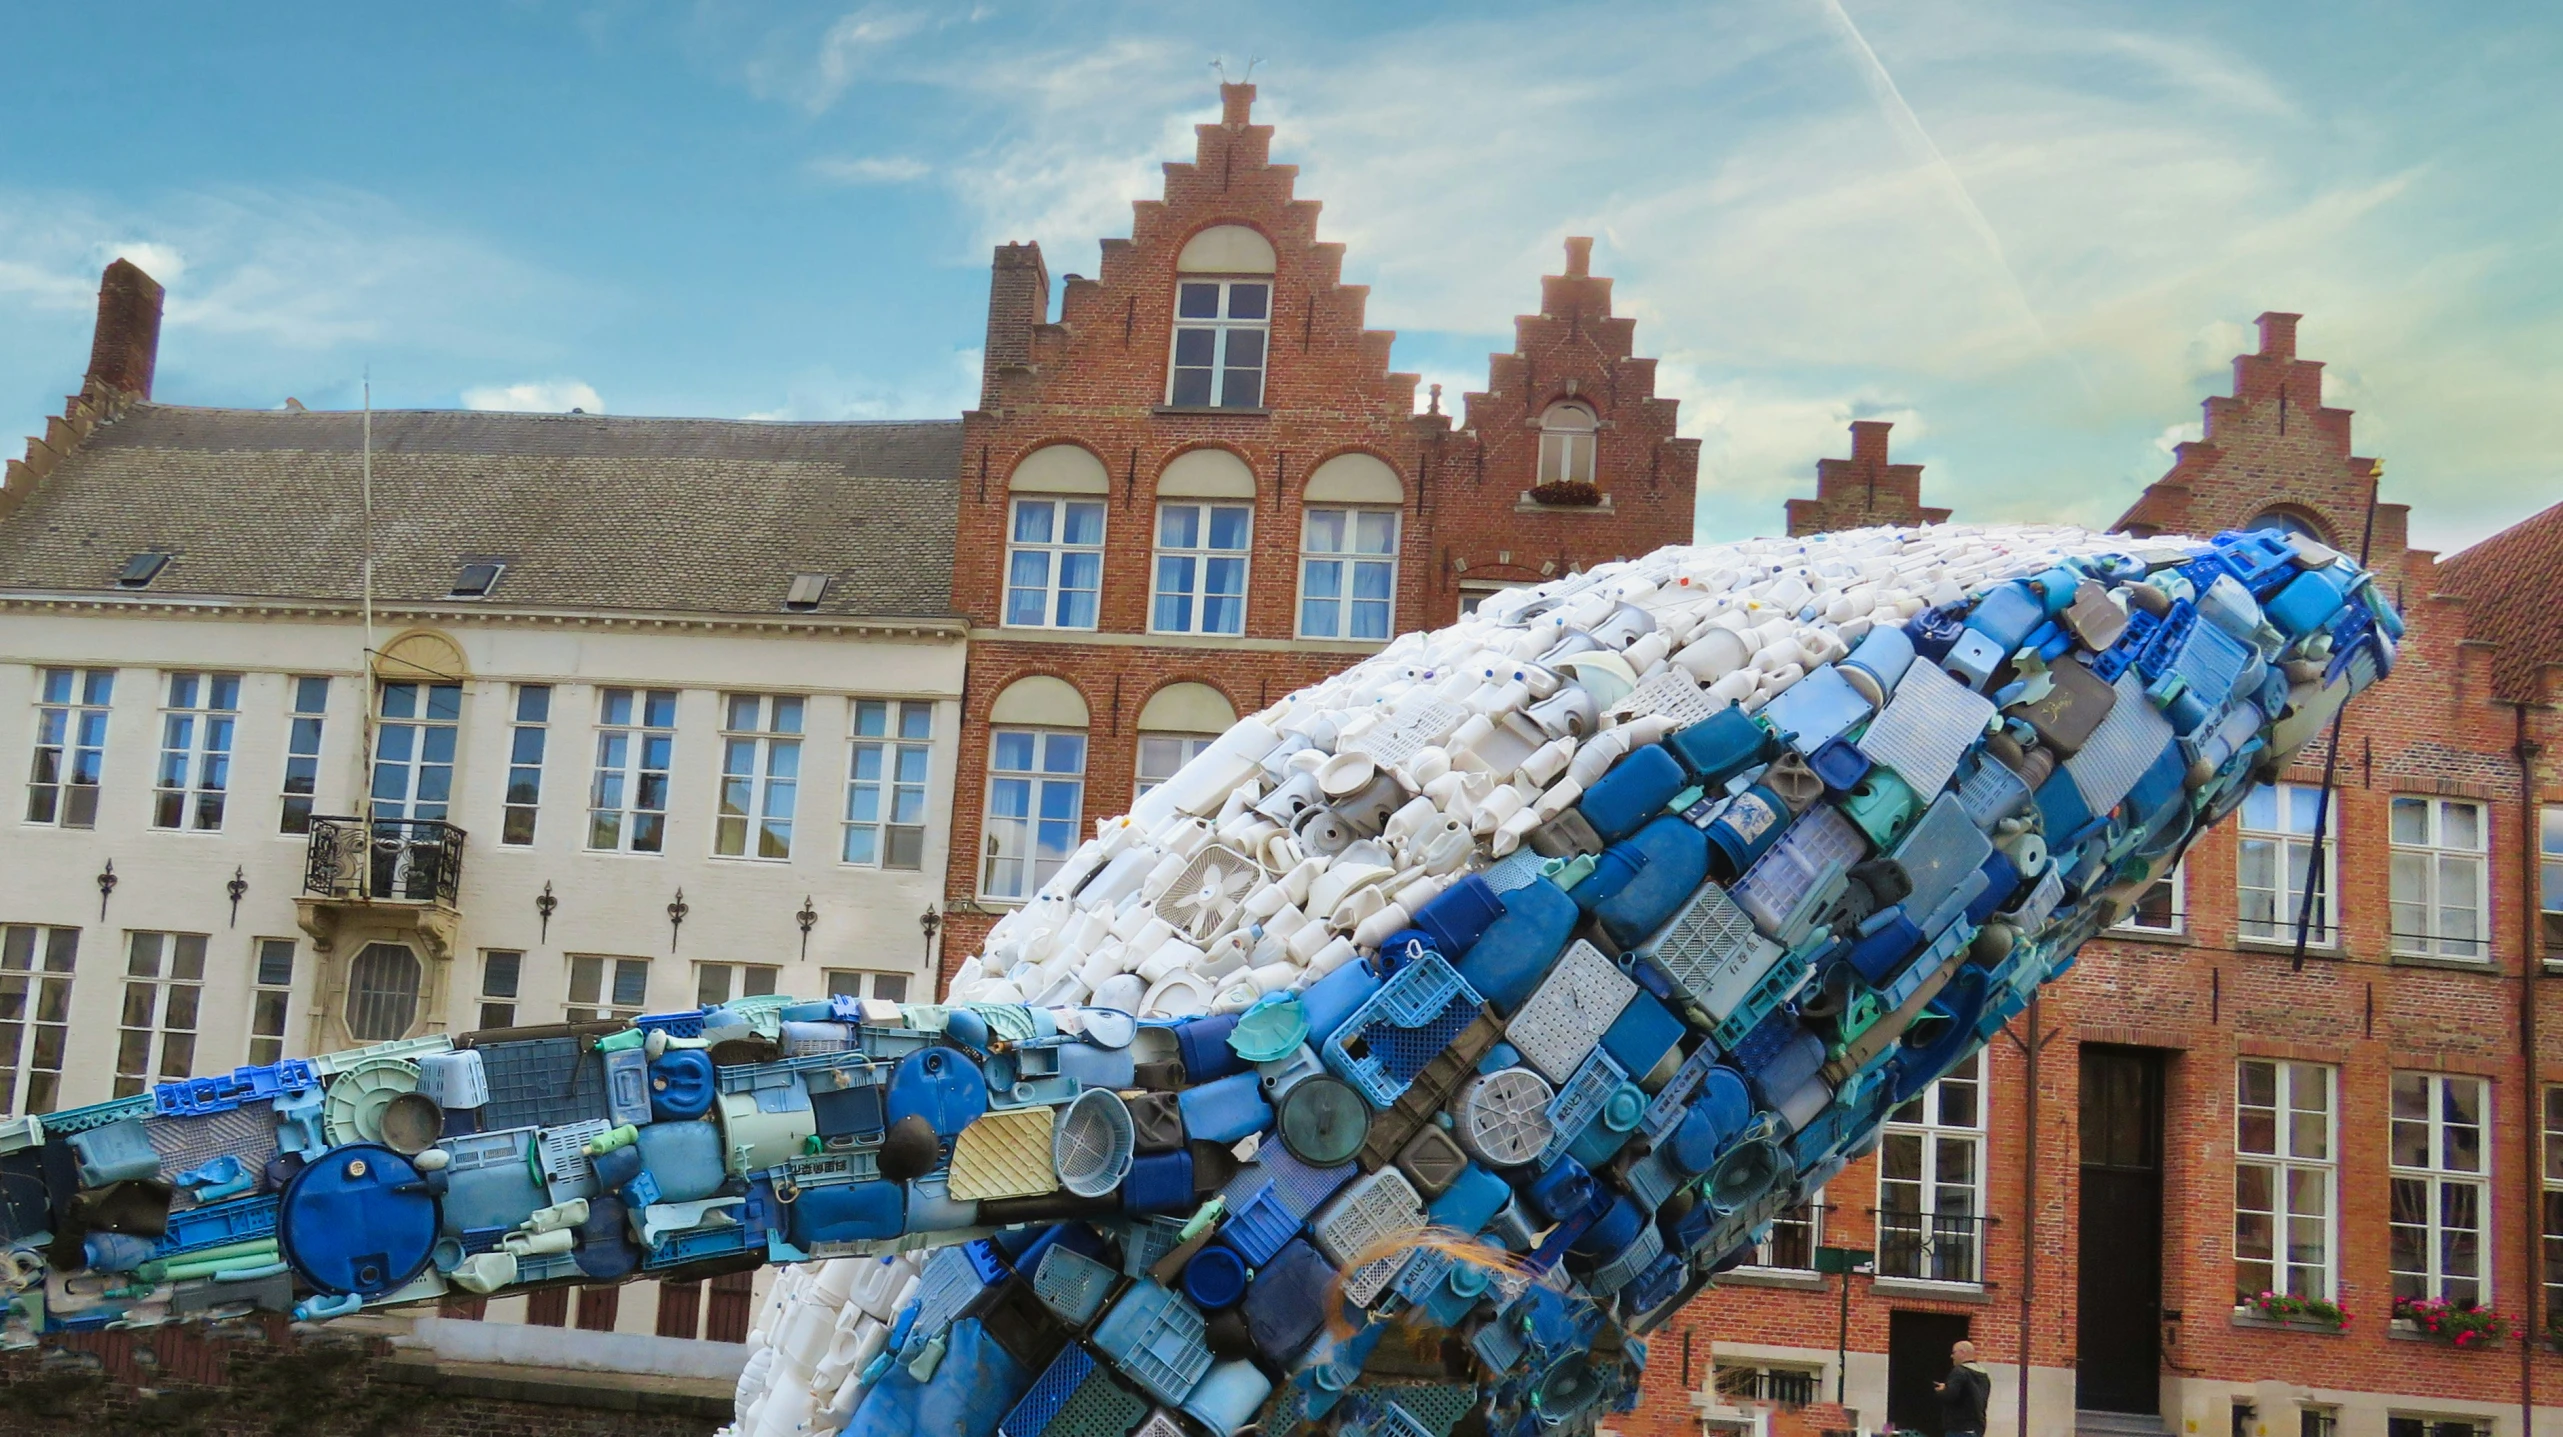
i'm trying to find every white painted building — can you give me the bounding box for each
[0,264,965,1350]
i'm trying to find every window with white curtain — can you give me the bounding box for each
[983,729,1086,901]
[714,694,802,859]
[2389,797,2487,960]
[1299,507,1398,641]
[1005,497,1106,629]
[2390,1071,2487,1306]
[1151,502,1251,635]
[2237,782,2334,945]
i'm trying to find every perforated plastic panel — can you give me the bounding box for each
[1505,941,1636,1082]
[1383,1385,1479,1437]
[1005,1345,1097,1437]
[1091,1281,1212,1406]
[1855,661,1996,799]
[1603,669,1718,729]
[2066,671,2174,815]
[1642,882,1776,1024]
[1478,849,1548,894]
[144,1104,276,1186]
[1732,805,1863,941]
[951,1106,1061,1200]
[1341,698,1468,769]
[1035,1247,1121,1327]
[1309,1166,1425,1269]
[536,1119,612,1199]
[1150,846,1261,944]
[1048,1367,1149,1437]
[1453,1067,1554,1168]
[1538,1048,1630,1166]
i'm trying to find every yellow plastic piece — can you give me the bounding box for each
[946,1107,1060,1201]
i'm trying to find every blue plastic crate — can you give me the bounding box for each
[1005,1345,1097,1437]
[1090,1281,1213,1407]
[907,1241,1002,1338]
[1034,1246,1120,1328]
[150,1194,279,1257]
[1120,1215,1189,1278]
[1639,1044,1717,1144]
[1709,946,1812,1054]
[632,1007,709,1038]
[1217,1180,1300,1267]
[1539,1049,1630,1167]
[477,1038,609,1132]
[38,1093,154,1135]
[1382,1385,1478,1437]
[152,1059,320,1117]
[1320,953,1483,1109]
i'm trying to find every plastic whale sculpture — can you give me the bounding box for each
[0,524,2397,1437]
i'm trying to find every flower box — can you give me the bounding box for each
[2390,1296,2507,1348]
[2238,1292,2349,1331]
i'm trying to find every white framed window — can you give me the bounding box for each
[1710,1363,1821,1410]
[0,924,79,1115]
[589,687,676,853]
[715,694,802,859]
[1151,502,1251,635]
[279,676,329,834]
[346,941,422,1042]
[567,954,649,1023]
[983,728,1086,902]
[1299,507,1398,641]
[2543,1086,2563,1323]
[1877,1051,1985,1284]
[153,672,239,831]
[1136,734,1215,801]
[116,931,205,1097]
[27,666,113,828]
[2543,806,2563,960]
[2116,862,2186,935]
[1005,497,1106,630]
[2390,796,2487,960]
[501,685,550,845]
[249,937,296,1066]
[478,950,521,1030]
[1457,580,1533,618]
[827,969,911,1005]
[2236,1058,2334,1301]
[2237,782,2335,946]
[373,682,460,823]
[2390,1071,2488,1307]
[1168,278,1269,409]
[2387,1419,2488,1437]
[1537,402,1598,486]
[845,699,932,870]
[1748,1192,1826,1271]
[697,962,779,1008]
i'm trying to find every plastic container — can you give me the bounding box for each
[1275,1075,1369,1168]
[1587,816,1714,951]
[1179,1244,1248,1310]
[888,1049,989,1137]
[635,1117,728,1203]
[1174,1071,1271,1146]
[1126,1092,1185,1154]
[1539,1048,1631,1167]
[277,1144,438,1298]
[1319,954,1486,1108]
[788,1181,906,1248]
[1180,1359,1271,1434]
[1504,941,1636,1083]
[1393,1124,1469,1201]
[1032,1245,1119,1327]
[416,1050,488,1110]
[1297,960,1385,1047]
[1120,1152,1195,1215]
[1665,708,1774,787]
[1452,1067,1554,1168]
[70,1117,160,1187]
[1426,1162,1511,1237]
[1759,664,1874,754]
[1410,875,1505,961]
[649,1050,718,1121]
[475,1038,608,1132]
[1090,1281,1213,1406]
[1308,1166,1425,1268]
[1174,1014,1247,1085]
[1576,744,1686,843]
[1454,878,1579,1016]
[602,1047,652,1128]
[1054,1089,1136,1199]
[1241,1237,1334,1365]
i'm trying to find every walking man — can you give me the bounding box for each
[1935,1339,1992,1437]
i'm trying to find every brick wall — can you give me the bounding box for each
[940,83,1697,975]
[1784,420,1950,537]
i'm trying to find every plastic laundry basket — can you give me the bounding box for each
[1053,1089,1136,1198]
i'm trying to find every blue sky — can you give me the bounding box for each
[4,1,2556,552]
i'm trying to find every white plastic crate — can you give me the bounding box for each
[1603,669,1719,729]
[1854,661,1995,799]
[1340,698,1467,769]
[1732,805,1863,945]
[1309,1166,1426,1269]
[1505,941,1636,1083]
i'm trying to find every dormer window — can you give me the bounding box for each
[1538,403,1598,487]
[116,551,173,588]
[1169,280,1268,409]
[449,561,505,598]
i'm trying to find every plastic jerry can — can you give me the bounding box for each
[1242,1237,1334,1364]
[1181,1243,1250,1310]
[69,1118,160,1188]
[1568,1194,1643,1257]
[276,1144,439,1298]
[1411,875,1506,960]
[1740,1024,1826,1111]
[1297,960,1384,1047]
[1703,786,1794,881]
[1964,581,2046,653]
[1839,624,1917,705]
[1666,708,1774,787]
[1456,878,1580,1015]
[1588,817,1713,951]
[1808,736,1872,795]
[1524,1155,1594,1224]
[1598,990,1684,1082]
[648,1050,717,1121]
[603,1047,652,1128]
[2265,564,2355,637]
[1176,1071,1273,1146]
[1127,1091,1186,1153]
[1120,1151,1195,1213]
[1175,1014,1248,1084]
[887,1049,989,1137]
[1427,1162,1512,1235]
[1576,744,1687,843]
[635,1117,728,1204]
[789,1181,906,1247]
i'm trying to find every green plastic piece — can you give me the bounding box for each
[594,1028,646,1052]
[1228,994,1309,1063]
[1840,765,1919,848]
[583,1123,641,1156]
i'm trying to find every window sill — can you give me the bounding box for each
[2235,937,2343,959]
[1865,1277,1991,1303]
[1716,1268,1827,1292]
[2387,951,2498,974]
[2386,1318,2504,1348]
[2103,926,2194,947]
[1152,405,1269,419]
[2229,1308,2348,1336]
[1514,492,1616,515]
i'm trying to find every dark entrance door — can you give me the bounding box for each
[1887,1309,1973,1435]
[2077,1045,2166,1413]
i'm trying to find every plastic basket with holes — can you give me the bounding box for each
[1710,946,1813,1053]
[1004,1344,1098,1437]
[1308,1165,1425,1269]
[1339,697,1467,769]
[1054,1089,1135,1198]
[1504,941,1636,1083]
[1538,1048,1630,1167]
[951,1106,1060,1201]
[1639,881,1777,1024]
[1120,1215,1189,1279]
[907,1243,997,1344]
[1090,1281,1213,1407]
[1586,1222,1664,1298]
[1381,1384,1479,1437]
[1732,804,1863,944]
[1318,953,1484,1109]
[1217,1145,1356,1265]
[1034,1246,1121,1328]
[1603,668,1719,729]
[1452,1066,1554,1169]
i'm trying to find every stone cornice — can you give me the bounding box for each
[0,590,970,640]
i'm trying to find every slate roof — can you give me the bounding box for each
[0,404,964,622]
[2436,496,2563,703]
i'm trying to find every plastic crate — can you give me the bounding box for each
[152,1059,320,1117]
[1452,1067,1554,1168]
[631,1007,709,1039]
[1005,1345,1097,1437]
[1587,1223,1663,1297]
[1035,1246,1121,1327]
[1505,941,1635,1083]
[1603,670,1719,729]
[950,1106,1060,1201]
[1120,1216,1189,1279]
[476,1039,608,1132]
[908,1241,1002,1339]
[2065,670,2175,815]
[1956,756,2032,829]
[1710,947,1813,1054]
[856,1024,936,1060]
[1242,1145,1359,1222]
[1637,883,1780,1028]
[1216,1148,1357,1266]
[1732,805,1862,945]
[1381,1385,1478,1437]
[1539,1049,1631,1167]
[535,1119,613,1199]
[144,1103,277,1182]
[1339,697,1467,770]
[1854,661,1996,800]
[515,1248,584,1284]
[150,1194,279,1257]
[1309,1166,1425,1269]
[1091,1281,1213,1407]
[37,1093,154,1135]
[0,1113,36,1155]
[1318,954,1485,1108]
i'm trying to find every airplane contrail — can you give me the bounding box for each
[1812,0,2095,398]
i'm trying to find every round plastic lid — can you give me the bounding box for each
[1076,1008,1138,1050]
[1599,1084,1646,1133]
[1277,1075,1370,1167]
[277,1143,438,1298]
[1180,1243,1248,1310]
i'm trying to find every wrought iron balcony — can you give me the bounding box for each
[1871,1208,1990,1285]
[302,815,465,906]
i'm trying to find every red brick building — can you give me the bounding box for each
[1622,316,2563,1437]
[937,83,1698,970]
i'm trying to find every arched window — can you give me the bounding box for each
[1135,682,1237,801]
[1538,403,1598,487]
[982,678,1090,902]
[2247,508,2332,546]
[347,942,421,1041]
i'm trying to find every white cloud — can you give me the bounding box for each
[809,155,933,184]
[742,347,982,423]
[461,379,604,413]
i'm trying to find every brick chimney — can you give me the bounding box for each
[1221,82,1255,127]
[86,258,164,402]
[2256,311,2300,363]
[980,241,1049,408]
[1848,418,1892,466]
[1563,236,1593,278]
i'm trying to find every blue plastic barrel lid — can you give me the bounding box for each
[278,1143,438,1297]
[887,1048,989,1136]
[1182,1242,1250,1309]
[1228,993,1309,1064]
[649,1049,717,1121]
[1277,1075,1370,1168]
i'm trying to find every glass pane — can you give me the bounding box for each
[1226,283,1268,320]
[2391,796,2429,845]
[1061,503,1105,546]
[1011,500,1055,545]
[1177,283,1221,319]
[2443,801,2482,850]
[1158,504,1199,549]
[1303,509,1345,553]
